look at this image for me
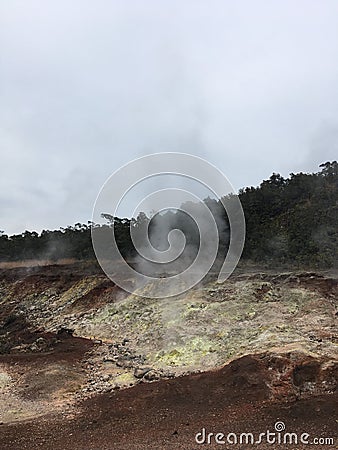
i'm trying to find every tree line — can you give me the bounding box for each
[1,161,337,268]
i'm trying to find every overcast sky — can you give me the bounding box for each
[1,1,338,234]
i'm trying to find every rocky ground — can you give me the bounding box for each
[0,262,336,448]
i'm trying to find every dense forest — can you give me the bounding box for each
[1,161,337,268]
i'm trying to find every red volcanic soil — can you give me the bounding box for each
[1,358,336,449]
[0,264,336,449]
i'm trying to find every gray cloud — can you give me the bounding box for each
[1,0,338,233]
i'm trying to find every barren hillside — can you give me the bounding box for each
[0,262,336,448]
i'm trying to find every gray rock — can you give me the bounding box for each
[144,370,160,381]
[103,356,115,362]
[134,367,152,379]
[116,357,133,368]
